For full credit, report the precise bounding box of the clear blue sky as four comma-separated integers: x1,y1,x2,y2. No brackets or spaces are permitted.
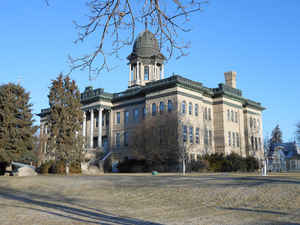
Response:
1,1,300,141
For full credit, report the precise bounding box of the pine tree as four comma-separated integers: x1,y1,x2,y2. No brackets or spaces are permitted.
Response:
0,83,37,164
47,74,83,173
270,125,283,146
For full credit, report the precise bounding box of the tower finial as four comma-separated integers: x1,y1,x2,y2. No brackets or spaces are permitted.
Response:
145,17,148,30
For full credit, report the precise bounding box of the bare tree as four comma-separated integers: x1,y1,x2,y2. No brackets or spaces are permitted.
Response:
45,0,207,78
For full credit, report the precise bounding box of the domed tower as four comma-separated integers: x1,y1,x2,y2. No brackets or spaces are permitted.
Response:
127,30,165,88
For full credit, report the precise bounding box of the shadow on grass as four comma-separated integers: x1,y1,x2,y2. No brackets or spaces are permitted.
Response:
0,187,162,225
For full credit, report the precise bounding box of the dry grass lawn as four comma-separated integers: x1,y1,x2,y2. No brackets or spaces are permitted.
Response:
0,173,300,225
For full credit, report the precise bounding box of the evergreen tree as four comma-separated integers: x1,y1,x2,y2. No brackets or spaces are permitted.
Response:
0,83,37,164
270,125,283,145
47,74,83,173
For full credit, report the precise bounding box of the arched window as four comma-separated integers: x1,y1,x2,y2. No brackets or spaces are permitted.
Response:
168,100,173,112
182,101,186,114
195,104,199,116
144,66,149,80
208,108,211,120
251,136,254,149
189,102,193,115
159,101,165,113
152,103,156,116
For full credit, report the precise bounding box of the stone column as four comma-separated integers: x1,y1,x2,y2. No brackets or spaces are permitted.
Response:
83,111,86,137
98,107,103,148
161,64,164,79
90,109,94,148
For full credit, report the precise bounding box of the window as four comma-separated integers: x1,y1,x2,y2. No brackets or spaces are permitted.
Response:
96,117,99,128
208,108,211,120
231,110,234,122
250,118,253,128
228,131,231,146
257,119,260,129
116,112,120,124
204,128,209,145
189,126,193,143
182,101,186,114
204,107,208,120
133,108,139,121
254,118,256,128
236,133,240,147
251,136,254,149
189,102,193,115
258,137,261,150
235,112,238,123
152,103,157,116
124,111,129,124
124,132,128,146
195,104,199,116
183,125,187,142
144,66,149,80
227,109,230,121
168,100,173,112
116,133,120,148
159,101,165,113
196,128,200,144
232,132,235,147
209,130,212,146
143,106,146,119
255,137,258,150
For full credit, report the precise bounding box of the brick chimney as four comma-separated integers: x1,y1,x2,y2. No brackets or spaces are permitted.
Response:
224,71,237,88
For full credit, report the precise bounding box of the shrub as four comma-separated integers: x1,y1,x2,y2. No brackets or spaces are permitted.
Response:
70,161,82,174
190,160,210,172
0,161,8,175
37,161,54,174
49,160,65,174
117,158,149,173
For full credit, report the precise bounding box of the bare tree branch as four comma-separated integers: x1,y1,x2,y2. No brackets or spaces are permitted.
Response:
47,0,208,79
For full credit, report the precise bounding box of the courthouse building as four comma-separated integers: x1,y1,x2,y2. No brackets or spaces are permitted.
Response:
38,30,265,162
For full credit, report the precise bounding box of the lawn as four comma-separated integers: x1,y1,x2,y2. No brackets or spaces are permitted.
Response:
0,173,300,225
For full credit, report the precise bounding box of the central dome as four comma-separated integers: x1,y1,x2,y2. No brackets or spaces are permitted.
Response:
132,30,160,57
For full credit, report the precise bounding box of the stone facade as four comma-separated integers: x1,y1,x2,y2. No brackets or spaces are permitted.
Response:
38,30,265,163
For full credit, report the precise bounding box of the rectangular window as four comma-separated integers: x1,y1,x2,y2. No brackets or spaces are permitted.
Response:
124,132,128,146
133,108,139,121
196,128,200,144
96,117,99,128
228,131,231,146
227,109,230,121
116,133,120,148
258,137,261,150
235,112,238,123
208,108,211,120
236,133,240,147
204,107,208,120
189,126,193,143
144,66,149,80
124,111,129,124
143,106,146,119
116,112,120,124
189,103,192,115
183,125,187,142
209,130,212,146
195,104,198,116
232,132,235,147
204,128,208,145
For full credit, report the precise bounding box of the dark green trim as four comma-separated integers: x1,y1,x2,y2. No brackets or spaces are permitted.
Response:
243,110,260,116
213,100,243,109
112,100,145,110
